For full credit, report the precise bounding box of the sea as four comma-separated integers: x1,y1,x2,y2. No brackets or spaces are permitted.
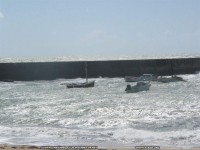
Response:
0,55,200,148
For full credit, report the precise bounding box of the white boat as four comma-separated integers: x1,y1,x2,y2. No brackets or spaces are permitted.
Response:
142,74,158,81
125,74,157,82
125,81,151,93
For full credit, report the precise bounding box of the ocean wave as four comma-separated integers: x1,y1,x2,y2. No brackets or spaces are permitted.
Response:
0,53,200,63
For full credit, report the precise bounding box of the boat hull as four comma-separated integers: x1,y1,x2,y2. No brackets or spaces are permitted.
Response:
157,76,185,83
66,80,95,88
125,74,157,82
124,76,139,82
125,82,151,93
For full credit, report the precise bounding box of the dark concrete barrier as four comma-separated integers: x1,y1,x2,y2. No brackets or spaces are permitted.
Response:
0,58,200,81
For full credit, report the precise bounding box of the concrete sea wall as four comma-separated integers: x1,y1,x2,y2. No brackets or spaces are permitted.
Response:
0,58,200,81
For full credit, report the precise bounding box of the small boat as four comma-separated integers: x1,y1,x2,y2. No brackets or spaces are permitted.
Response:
142,74,158,81
66,62,95,88
125,74,157,82
157,60,186,83
157,75,185,83
124,76,140,82
66,80,95,88
125,81,151,93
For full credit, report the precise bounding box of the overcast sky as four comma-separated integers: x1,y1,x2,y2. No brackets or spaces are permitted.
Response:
0,0,199,57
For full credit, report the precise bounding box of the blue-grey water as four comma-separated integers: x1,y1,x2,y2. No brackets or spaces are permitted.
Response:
0,56,200,148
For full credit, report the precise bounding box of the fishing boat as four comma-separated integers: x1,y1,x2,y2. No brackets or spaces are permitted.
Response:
66,62,95,88
125,81,151,93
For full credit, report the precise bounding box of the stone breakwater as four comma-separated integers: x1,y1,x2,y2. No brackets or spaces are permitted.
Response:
0,58,200,81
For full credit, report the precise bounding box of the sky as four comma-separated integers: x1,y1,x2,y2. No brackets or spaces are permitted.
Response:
0,0,200,57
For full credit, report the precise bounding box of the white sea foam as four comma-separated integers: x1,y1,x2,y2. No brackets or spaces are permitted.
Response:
0,54,200,63
0,74,200,148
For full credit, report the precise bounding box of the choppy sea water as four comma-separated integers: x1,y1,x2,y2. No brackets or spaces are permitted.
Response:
0,53,200,63
0,73,200,148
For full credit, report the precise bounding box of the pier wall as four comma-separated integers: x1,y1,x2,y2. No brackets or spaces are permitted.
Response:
0,58,200,81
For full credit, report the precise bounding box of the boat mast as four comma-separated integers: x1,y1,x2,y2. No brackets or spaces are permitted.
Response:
85,62,88,83
170,59,174,76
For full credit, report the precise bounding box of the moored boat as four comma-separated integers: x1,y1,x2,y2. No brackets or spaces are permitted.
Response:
66,80,95,88
66,62,95,88
124,76,140,82
125,74,157,82
157,60,186,83
157,75,185,83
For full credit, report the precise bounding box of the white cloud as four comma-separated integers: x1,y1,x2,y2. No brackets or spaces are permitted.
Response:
0,11,5,19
